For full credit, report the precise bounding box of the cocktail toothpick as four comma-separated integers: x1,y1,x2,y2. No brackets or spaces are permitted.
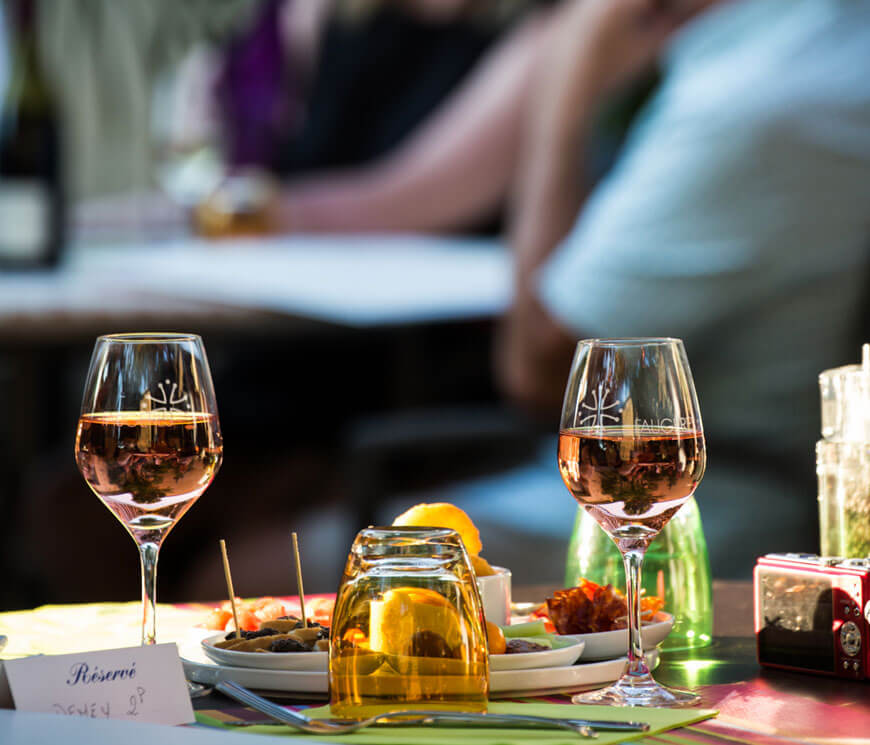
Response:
219,539,242,637
291,531,307,628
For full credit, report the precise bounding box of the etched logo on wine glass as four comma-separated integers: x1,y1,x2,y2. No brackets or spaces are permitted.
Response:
638,416,698,432
141,379,190,412
579,385,621,427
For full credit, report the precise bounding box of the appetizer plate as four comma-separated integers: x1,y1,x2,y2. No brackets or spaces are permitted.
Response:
181,639,657,698
565,612,674,662
202,634,327,671
199,634,583,673
489,637,584,672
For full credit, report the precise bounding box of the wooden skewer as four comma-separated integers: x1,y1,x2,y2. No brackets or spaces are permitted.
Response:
219,539,242,638
291,531,307,628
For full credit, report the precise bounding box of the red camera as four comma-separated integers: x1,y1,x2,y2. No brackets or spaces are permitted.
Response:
754,553,870,679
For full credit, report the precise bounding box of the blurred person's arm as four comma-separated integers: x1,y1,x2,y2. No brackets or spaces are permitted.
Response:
498,0,716,415
268,7,554,233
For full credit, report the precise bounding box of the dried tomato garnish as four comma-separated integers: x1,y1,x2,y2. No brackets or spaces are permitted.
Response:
545,580,629,634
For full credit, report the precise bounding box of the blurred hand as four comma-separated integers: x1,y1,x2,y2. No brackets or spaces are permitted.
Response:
556,0,718,100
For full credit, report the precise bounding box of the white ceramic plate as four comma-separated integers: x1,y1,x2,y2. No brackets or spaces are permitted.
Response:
491,650,658,698
489,637,584,671
200,633,583,673
181,638,656,698
564,612,673,661
201,633,328,671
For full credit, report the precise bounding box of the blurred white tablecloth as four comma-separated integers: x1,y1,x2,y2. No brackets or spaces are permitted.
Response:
0,234,511,328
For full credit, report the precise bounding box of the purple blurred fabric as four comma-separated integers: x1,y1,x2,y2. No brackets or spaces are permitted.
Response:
216,0,301,168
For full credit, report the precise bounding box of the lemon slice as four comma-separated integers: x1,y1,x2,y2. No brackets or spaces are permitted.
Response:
469,554,496,577
369,588,463,656
392,503,483,556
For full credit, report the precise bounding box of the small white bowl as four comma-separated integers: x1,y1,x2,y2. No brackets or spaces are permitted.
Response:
490,636,584,671
201,633,328,671
477,566,511,626
564,612,675,661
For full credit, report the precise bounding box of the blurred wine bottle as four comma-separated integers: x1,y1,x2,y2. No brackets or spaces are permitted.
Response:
0,0,64,268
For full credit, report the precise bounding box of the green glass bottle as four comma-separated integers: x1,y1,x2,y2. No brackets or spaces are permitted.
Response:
565,496,713,650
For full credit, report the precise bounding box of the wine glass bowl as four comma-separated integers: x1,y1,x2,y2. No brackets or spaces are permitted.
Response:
75,333,222,645
557,428,705,545
558,338,705,707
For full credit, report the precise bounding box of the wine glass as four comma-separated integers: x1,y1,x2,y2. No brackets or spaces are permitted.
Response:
558,338,706,707
75,333,223,645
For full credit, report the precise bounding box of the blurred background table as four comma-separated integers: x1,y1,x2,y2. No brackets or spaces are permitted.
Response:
0,233,511,337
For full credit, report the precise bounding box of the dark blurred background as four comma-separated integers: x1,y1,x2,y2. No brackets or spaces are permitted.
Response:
0,0,562,609
2,0,869,612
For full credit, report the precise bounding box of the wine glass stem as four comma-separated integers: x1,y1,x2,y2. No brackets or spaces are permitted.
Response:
139,542,160,646
622,548,649,676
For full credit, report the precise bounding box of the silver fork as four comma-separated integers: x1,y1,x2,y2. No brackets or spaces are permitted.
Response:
216,680,649,737
216,681,595,737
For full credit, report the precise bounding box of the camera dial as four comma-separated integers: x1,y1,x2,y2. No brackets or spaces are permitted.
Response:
839,621,862,657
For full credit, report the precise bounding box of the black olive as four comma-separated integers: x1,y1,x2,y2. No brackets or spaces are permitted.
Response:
408,631,458,658
270,637,309,653
241,627,280,639
505,639,548,654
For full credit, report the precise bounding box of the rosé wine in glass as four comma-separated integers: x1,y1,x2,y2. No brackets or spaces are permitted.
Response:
75,334,222,645
559,339,705,707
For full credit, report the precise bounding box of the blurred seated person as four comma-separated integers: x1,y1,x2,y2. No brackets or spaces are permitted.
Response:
485,0,870,577
197,0,555,236
32,0,542,210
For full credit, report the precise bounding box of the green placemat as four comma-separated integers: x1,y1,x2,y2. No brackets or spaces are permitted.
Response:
196,701,717,744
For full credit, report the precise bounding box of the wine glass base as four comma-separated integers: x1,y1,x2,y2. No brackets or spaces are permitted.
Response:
572,673,700,708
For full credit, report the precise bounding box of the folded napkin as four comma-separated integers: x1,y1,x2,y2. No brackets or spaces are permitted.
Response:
196,701,717,745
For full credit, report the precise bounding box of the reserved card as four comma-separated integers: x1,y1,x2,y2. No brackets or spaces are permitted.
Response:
3,643,194,725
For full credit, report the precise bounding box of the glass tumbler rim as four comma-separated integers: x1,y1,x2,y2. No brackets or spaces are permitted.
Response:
576,337,684,348
361,525,462,536
354,525,464,544
97,332,203,344
351,526,468,558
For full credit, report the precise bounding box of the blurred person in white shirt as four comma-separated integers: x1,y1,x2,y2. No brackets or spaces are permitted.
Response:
491,0,870,576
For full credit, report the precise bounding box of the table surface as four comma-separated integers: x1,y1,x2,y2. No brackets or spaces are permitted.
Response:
2,582,868,744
